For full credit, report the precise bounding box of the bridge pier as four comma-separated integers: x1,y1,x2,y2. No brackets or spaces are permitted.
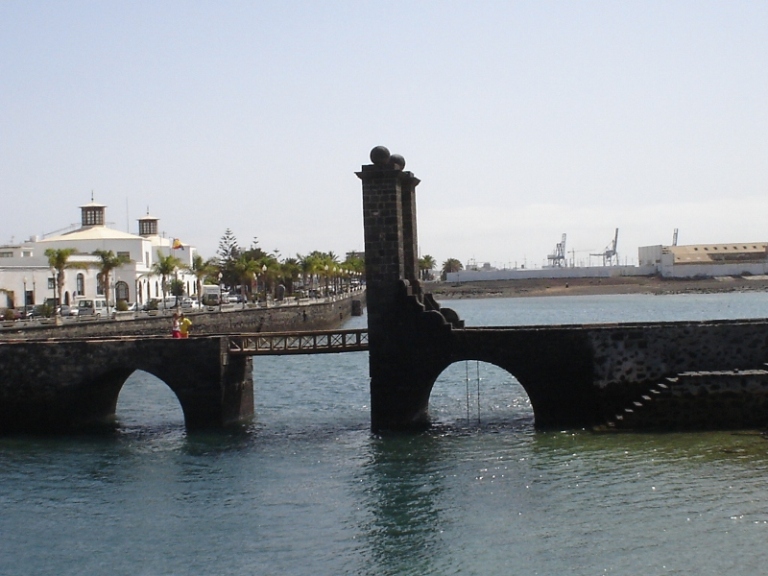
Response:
358,147,466,431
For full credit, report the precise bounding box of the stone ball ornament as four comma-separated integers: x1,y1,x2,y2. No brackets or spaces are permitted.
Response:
369,146,406,171
370,146,391,166
389,154,405,170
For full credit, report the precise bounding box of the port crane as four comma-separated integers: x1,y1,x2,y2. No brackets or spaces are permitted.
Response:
547,233,567,267
591,228,619,266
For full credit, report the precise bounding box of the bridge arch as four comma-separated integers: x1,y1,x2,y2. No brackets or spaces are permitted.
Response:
429,360,533,429
55,362,196,431
116,369,185,429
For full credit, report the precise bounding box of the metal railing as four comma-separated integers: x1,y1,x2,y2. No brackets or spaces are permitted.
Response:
228,329,368,356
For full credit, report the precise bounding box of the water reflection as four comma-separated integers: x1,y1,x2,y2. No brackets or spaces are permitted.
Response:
358,433,451,575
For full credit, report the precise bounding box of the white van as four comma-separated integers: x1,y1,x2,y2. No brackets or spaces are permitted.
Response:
77,297,108,318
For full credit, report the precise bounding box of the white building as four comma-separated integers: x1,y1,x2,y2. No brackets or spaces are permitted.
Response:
445,241,768,283
0,201,199,311
639,242,768,278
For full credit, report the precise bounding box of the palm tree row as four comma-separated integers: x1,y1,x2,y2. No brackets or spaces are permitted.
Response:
216,249,365,303
44,242,447,313
47,227,452,313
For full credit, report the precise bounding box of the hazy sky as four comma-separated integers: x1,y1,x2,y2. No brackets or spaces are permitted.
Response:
2,1,767,269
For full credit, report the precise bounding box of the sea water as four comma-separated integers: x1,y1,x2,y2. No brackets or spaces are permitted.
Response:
3,292,768,575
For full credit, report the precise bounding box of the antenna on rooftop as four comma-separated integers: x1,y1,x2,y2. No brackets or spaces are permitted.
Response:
672,228,679,246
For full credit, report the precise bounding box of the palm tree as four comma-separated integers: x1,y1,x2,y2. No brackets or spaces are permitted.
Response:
298,253,323,294
93,249,130,315
187,254,218,306
232,254,260,308
280,257,301,294
441,258,463,280
152,251,183,307
44,248,88,316
257,255,281,303
419,254,436,281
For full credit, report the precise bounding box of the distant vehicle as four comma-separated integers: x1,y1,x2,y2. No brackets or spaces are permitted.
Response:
201,285,221,307
227,293,243,303
179,297,199,310
77,297,108,318
2,309,24,321
29,306,47,318
58,304,76,317
160,296,179,309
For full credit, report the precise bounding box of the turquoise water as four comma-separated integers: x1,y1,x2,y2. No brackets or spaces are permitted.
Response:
3,292,768,575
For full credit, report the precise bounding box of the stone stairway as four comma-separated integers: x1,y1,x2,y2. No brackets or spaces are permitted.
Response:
596,378,675,431
595,366,768,431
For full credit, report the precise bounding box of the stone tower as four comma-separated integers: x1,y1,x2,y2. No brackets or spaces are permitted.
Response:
357,146,462,431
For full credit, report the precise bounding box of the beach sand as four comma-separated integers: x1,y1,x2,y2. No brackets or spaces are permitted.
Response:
426,275,768,299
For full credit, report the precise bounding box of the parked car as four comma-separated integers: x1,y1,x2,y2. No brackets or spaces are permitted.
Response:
181,298,201,310
58,304,77,317
2,308,24,321
159,296,179,309
77,297,108,318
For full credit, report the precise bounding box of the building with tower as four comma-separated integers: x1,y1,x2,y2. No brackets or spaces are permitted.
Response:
0,200,199,312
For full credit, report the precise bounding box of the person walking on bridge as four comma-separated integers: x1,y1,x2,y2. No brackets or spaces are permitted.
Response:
180,313,192,338
171,312,181,339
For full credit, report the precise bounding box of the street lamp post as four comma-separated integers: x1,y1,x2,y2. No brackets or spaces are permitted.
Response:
261,264,267,307
218,272,223,313
22,277,27,319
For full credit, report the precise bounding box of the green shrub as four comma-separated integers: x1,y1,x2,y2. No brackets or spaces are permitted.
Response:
37,303,53,318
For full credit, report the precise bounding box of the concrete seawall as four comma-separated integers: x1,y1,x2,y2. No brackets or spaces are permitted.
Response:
0,292,365,340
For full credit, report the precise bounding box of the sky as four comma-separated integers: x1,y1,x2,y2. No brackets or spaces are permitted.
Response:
2,1,767,270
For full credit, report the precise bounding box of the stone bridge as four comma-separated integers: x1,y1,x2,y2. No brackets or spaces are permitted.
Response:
0,329,368,434
0,336,254,433
358,146,768,432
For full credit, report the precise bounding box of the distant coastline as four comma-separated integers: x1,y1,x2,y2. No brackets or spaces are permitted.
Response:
427,275,768,299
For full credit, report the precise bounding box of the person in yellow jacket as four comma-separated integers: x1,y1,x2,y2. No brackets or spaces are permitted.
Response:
179,313,193,338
